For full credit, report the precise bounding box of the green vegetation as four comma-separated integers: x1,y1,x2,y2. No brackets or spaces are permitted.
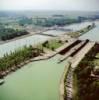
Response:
73,45,99,100
42,40,63,50
19,17,79,27
78,23,95,35
0,38,64,78
19,17,33,26
0,45,43,78
0,28,29,41
67,23,95,38
67,32,80,38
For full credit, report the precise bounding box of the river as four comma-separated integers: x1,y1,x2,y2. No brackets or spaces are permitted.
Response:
42,30,69,36
0,35,51,57
79,21,99,41
0,55,69,100
0,21,99,100
63,21,93,31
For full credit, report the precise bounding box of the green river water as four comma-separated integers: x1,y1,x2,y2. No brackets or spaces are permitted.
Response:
0,54,68,100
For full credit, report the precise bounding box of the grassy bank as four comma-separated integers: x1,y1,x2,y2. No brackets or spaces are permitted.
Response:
0,37,65,78
0,45,43,78
42,39,64,51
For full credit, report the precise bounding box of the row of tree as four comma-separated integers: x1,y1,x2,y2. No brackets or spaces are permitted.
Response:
0,28,29,41
0,45,43,72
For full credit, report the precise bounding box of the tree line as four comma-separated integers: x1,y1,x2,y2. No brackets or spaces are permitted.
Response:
19,17,80,27
0,28,29,41
0,45,43,77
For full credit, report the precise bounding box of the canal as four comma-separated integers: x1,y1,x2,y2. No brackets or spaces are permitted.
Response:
0,54,69,100
0,20,99,100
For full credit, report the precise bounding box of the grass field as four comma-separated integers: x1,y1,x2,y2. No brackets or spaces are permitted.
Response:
43,40,64,50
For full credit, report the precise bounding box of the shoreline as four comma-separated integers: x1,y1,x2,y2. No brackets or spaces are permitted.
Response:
0,38,76,79
59,59,71,100
0,51,57,79
0,20,96,45
0,37,76,79
0,32,36,45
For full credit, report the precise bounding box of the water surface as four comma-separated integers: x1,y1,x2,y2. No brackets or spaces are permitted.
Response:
0,35,51,57
79,21,99,41
0,55,68,100
63,21,93,31
43,30,68,36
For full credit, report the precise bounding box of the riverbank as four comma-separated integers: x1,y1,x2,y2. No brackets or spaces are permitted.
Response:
59,58,71,100
0,37,78,79
0,52,55,78
0,40,61,78
0,54,67,100
0,32,35,45
0,42,67,79
67,23,95,38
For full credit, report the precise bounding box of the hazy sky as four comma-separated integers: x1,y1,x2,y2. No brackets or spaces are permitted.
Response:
0,0,99,11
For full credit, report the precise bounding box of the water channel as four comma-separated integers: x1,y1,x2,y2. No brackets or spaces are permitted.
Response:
0,21,99,100
0,55,68,100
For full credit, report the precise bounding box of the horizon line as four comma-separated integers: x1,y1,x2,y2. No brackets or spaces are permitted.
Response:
0,9,99,12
